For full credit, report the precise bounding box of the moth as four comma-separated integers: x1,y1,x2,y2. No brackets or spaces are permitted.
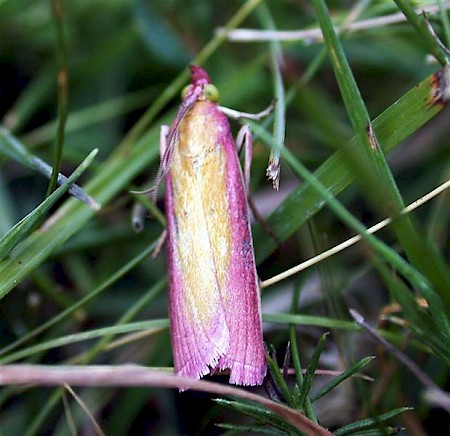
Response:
155,65,273,385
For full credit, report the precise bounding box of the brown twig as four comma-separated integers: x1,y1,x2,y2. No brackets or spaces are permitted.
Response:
0,364,333,436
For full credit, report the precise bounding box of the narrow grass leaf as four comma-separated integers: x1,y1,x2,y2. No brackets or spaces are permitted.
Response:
344,429,398,436
0,149,98,263
334,407,412,436
0,319,169,365
0,243,161,357
217,423,284,435
257,3,285,190
0,128,99,209
394,0,449,65
253,125,436,302
254,66,447,262
297,333,327,410
377,262,450,365
287,279,318,421
47,0,69,196
311,356,375,402
312,0,450,305
288,284,306,410
264,313,358,331
265,350,295,407
264,313,428,352
215,398,302,436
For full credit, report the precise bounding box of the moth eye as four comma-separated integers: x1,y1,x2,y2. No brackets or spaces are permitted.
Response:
181,85,191,99
204,84,219,102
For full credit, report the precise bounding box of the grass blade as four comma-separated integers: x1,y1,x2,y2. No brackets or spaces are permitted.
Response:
334,407,412,436
311,356,375,402
0,149,98,263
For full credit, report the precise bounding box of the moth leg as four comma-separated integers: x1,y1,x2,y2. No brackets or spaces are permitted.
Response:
152,229,167,258
131,202,147,233
236,125,252,194
129,124,171,197
151,125,170,256
235,125,280,244
159,124,170,156
219,100,275,120
130,125,170,231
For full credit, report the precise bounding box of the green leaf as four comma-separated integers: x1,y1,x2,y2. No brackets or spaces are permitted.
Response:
0,244,161,358
217,423,285,435
254,67,447,263
265,348,295,408
257,4,285,190
0,128,100,209
215,398,303,436
311,356,375,402
393,0,449,65
0,319,169,364
0,149,98,263
334,407,412,435
297,333,327,410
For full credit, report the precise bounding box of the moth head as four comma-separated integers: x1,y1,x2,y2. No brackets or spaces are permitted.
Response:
181,83,219,103
190,65,211,83
182,65,219,102
203,84,219,102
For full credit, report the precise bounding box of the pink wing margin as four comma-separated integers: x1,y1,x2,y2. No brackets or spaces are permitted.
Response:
214,108,267,385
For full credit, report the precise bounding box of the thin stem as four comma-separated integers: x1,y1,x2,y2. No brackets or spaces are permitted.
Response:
262,179,450,288
0,365,333,436
223,3,450,43
349,309,450,411
47,0,69,196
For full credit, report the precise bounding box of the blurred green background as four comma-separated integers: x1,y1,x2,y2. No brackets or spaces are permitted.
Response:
1,0,449,435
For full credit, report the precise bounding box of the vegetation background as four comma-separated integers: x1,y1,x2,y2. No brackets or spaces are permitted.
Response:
0,0,449,435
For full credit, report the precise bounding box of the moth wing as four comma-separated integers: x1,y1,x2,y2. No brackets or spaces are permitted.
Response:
166,172,230,380
216,128,266,386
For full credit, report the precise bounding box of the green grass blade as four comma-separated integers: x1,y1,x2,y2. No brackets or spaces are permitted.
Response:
254,67,448,262
288,282,316,420
257,3,285,190
0,243,161,357
394,0,449,65
312,0,450,304
265,350,295,408
0,126,161,298
0,128,99,209
297,333,327,410
311,356,375,402
217,423,284,435
215,398,302,436
46,0,69,196
334,407,412,436
0,319,169,364
264,313,358,331
0,148,98,262
252,124,439,304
